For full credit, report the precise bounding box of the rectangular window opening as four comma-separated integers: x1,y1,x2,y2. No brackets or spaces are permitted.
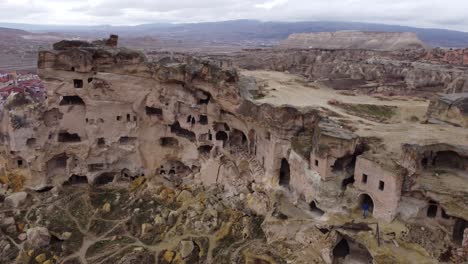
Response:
379,180,385,191
362,174,368,183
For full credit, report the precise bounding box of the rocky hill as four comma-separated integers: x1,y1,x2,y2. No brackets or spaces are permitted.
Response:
278,31,428,51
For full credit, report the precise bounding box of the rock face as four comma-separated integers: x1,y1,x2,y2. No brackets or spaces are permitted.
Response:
427,93,468,127
0,35,467,264
4,191,27,207
278,31,428,51
220,48,468,96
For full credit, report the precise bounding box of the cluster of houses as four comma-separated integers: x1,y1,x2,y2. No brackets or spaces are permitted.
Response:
0,71,45,106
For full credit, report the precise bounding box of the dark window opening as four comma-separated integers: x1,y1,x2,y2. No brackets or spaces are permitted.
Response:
208,131,213,140
309,201,325,216
279,158,290,187
116,116,122,121
85,118,89,123
191,117,196,125
87,78,93,83
315,160,319,166
187,115,192,123
379,181,385,191
170,122,196,141
63,175,88,186
71,67,75,72
126,114,131,122
133,116,137,122
145,106,163,116
93,173,114,185
198,145,213,155
160,137,178,147
362,174,368,183
265,132,271,140
58,132,81,143
59,96,85,106
427,204,438,218
199,115,208,125
73,79,83,88
119,136,137,145
97,138,106,147
17,159,24,168
333,239,350,259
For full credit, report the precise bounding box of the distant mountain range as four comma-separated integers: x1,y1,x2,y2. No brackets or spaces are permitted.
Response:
1,20,468,48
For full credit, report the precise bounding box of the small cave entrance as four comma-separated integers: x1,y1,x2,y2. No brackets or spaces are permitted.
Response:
215,131,228,146
47,154,68,178
198,145,213,155
59,96,85,106
119,136,137,145
93,173,115,185
279,158,290,188
229,129,248,150
309,201,325,216
26,138,37,148
160,137,179,147
341,175,355,189
426,201,438,218
63,174,88,186
97,138,106,147
358,193,374,214
145,106,163,117
453,218,467,245
199,115,208,125
433,151,465,170
170,121,196,142
196,90,211,105
332,237,373,264
58,132,81,143
333,239,350,260
73,79,83,88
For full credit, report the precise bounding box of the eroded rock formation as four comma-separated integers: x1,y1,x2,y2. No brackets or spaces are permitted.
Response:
0,35,467,263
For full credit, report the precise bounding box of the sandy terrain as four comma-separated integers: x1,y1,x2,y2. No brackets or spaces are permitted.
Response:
243,70,468,154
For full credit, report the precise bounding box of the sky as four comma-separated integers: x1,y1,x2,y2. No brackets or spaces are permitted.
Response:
1,0,468,31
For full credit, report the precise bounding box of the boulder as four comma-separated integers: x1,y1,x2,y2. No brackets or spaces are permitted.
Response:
5,192,27,208
179,240,195,259
26,227,50,248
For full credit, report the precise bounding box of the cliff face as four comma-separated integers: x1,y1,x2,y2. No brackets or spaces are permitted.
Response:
221,48,468,95
278,31,428,51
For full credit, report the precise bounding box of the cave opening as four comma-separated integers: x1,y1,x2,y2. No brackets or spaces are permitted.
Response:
427,201,438,218
453,218,468,245
198,145,213,155
93,173,115,185
199,115,208,125
433,151,465,170
170,121,196,142
63,175,88,186
58,132,81,143
279,158,290,188
73,79,83,88
59,96,85,106
341,175,355,189
160,137,179,147
333,239,350,259
309,201,325,216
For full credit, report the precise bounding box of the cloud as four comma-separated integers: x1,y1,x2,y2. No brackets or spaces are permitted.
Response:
0,0,467,31
255,0,288,9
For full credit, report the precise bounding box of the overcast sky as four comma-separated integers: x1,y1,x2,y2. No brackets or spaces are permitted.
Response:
1,0,467,31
